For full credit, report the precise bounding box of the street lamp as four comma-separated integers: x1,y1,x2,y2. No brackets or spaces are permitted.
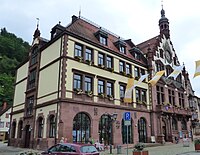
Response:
109,113,117,154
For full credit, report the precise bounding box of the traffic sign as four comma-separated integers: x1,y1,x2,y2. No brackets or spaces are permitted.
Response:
124,112,131,126
124,112,131,121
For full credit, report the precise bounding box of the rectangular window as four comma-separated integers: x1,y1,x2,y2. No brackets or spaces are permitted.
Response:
74,43,83,57
157,86,164,104
134,52,140,60
134,67,139,78
120,46,125,54
100,36,107,45
168,89,175,105
85,76,92,92
73,74,82,90
28,69,36,89
126,63,131,74
106,56,112,69
156,63,164,72
141,90,147,102
179,92,185,108
31,47,38,65
98,53,104,66
6,122,10,128
119,61,125,72
136,89,141,102
0,122,4,128
98,80,104,94
26,96,34,116
5,113,9,118
120,85,126,99
85,48,92,61
106,82,113,97
140,69,145,76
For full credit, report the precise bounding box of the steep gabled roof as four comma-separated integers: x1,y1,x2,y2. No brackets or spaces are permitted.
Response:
66,16,147,66
136,35,160,54
0,104,12,116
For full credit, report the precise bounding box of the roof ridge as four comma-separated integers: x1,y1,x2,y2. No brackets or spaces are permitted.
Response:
79,16,125,40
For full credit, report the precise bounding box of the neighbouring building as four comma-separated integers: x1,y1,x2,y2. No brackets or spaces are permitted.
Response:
191,96,200,139
9,15,151,149
0,102,11,141
137,7,196,143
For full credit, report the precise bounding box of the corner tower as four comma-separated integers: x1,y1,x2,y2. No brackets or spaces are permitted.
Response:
159,6,170,39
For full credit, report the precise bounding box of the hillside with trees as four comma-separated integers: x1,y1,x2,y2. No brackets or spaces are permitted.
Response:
0,28,30,105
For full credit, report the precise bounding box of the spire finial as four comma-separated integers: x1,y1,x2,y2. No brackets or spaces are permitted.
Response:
79,6,81,18
33,17,41,39
161,0,163,9
36,18,39,28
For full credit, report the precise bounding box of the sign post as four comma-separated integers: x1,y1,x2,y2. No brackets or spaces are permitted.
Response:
124,112,131,155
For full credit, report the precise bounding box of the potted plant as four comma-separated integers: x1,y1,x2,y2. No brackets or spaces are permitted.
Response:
75,56,83,62
85,90,93,97
74,88,83,95
133,143,148,155
194,139,200,151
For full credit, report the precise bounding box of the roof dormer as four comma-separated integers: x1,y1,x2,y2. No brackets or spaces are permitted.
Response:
114,38,126,54
94,28,108,46
50,23,65,39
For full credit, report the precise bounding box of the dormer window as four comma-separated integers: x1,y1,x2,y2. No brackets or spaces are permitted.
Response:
134,52,141,60
114,39,126,54
120,45,125,54
100,35,107,45
95,28,108,46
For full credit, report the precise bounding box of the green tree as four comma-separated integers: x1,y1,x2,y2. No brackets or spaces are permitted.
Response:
0,27,30,104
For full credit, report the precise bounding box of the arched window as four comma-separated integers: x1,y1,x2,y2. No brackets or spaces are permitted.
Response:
49,115,55,138
18,120,23,138
122,119,133,144
172,118,178,130
181,119,187,130
73,112,91,143
99,114,112,145
11,121,16,138
138,117,147,143
38,117,44,138
31,46,38,65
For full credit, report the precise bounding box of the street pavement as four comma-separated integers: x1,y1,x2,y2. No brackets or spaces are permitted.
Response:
0,141,200,155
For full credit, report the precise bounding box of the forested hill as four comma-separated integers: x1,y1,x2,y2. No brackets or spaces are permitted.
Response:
0,28,30,105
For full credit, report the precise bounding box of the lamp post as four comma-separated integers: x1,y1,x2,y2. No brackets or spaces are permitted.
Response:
109,113,117,154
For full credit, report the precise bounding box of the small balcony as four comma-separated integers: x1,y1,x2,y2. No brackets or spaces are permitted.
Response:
156,104,192,116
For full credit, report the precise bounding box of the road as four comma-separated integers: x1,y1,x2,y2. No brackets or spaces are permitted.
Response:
0,141,199,155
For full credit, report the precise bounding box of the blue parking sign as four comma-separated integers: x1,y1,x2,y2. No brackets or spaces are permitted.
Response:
124,112,131,121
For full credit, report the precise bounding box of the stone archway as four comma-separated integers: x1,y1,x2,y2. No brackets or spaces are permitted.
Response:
72,112,91,143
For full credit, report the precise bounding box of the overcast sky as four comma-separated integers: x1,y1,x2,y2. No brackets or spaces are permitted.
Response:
1,0,200,96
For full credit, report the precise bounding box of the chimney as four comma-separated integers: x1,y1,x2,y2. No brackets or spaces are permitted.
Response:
72,15,78,23
2,101,7,111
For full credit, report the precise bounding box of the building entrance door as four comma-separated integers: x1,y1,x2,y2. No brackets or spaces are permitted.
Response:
162,122,167,142
24,125,31,148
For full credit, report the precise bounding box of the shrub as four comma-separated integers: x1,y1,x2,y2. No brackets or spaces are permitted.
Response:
194,139,200,145
134,143,145,151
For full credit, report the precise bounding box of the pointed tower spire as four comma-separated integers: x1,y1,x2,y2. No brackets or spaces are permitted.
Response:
33,18,41,40
159,1,170,39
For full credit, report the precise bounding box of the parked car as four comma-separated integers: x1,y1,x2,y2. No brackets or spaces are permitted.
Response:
41,143,99,155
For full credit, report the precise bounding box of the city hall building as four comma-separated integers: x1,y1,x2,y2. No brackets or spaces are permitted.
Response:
9,8,197,149
9,15,151,149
